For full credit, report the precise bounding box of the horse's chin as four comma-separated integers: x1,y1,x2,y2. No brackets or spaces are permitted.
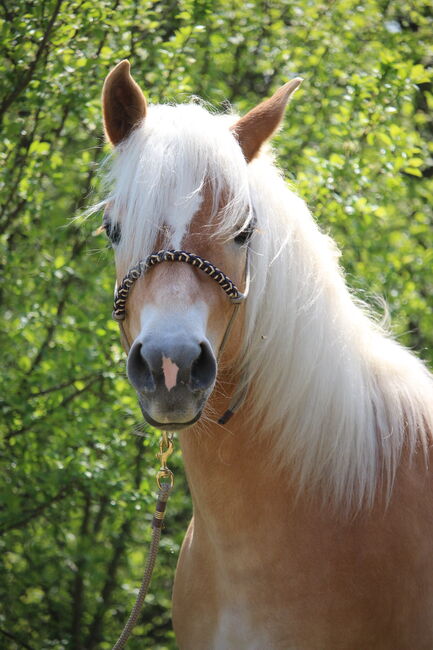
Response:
133,366,215,431
141,408,203,431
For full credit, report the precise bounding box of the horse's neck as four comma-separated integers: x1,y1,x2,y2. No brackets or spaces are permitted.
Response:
179,401,295,540
179,396,433,556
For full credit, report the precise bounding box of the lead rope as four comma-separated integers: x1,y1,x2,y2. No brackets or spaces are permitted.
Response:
112,432,174,650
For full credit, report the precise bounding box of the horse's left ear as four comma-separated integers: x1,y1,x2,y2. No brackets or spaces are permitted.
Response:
231,78,303,163
102,60,147,146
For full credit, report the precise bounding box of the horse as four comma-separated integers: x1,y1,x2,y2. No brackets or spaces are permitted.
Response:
100,60,433,649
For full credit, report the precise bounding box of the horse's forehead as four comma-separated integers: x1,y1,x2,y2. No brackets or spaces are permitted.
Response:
163,189,204,249
161,181,222,250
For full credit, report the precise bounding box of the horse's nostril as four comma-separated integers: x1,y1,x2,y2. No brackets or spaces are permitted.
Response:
127,342,156,392
191,341,217,391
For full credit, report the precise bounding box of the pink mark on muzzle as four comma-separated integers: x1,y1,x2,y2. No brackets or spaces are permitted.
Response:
162,356,179,391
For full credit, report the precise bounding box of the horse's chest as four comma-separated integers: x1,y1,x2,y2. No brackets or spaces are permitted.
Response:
172,527,300,649
173,510,433,650
175,592,296,650
210,608,287,650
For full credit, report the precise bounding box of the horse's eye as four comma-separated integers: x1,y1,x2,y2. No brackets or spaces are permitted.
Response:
234,222,255,246
104,219,121,245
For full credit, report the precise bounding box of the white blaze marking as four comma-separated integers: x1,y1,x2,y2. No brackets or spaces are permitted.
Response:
166,191,203,249
162,356,179,391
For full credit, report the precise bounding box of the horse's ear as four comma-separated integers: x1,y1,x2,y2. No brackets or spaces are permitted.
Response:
102,60,147,146
231,78,302,162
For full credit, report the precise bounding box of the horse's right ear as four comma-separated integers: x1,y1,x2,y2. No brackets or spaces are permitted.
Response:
102,60,147,146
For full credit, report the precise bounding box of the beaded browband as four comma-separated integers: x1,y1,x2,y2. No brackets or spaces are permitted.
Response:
113,249,250,322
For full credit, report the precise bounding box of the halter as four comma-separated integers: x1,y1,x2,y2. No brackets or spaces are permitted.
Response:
112,247,251,423
113,248,249,321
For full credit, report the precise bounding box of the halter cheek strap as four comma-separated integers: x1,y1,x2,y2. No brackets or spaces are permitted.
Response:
112,248,251,423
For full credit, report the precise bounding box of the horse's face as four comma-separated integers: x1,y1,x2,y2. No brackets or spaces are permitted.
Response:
116,193,249,429
102,61,301,429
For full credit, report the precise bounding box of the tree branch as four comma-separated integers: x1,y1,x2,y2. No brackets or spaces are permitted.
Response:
5,376,101,440
0,627,35,650
29,373,103,398
85,439,146,648
85,518,133,649
0,0,63,125
70,493,91,650
0,483,74,534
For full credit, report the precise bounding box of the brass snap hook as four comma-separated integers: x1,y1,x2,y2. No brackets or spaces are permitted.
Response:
156,432,174,490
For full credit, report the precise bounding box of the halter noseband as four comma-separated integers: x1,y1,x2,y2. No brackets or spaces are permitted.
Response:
112,248,250,322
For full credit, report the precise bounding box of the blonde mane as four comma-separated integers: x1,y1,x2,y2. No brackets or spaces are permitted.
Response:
101,101,433,510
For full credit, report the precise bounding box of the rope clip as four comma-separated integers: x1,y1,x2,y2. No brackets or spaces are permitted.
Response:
156,432,174,490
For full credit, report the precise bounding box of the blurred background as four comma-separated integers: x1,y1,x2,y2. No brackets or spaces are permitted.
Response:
1,0,432,648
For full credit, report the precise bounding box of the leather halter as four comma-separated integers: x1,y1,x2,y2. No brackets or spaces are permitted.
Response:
112,247,251,424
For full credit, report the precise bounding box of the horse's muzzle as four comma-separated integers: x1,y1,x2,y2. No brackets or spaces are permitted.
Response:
127,335,217,429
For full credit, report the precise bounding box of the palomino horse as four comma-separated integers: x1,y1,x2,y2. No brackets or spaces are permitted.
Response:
100,61,433,649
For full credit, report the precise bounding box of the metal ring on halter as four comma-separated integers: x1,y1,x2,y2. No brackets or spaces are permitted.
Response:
112,248,250,323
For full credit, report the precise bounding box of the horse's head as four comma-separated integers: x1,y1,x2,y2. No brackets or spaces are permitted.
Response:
101,61,301,430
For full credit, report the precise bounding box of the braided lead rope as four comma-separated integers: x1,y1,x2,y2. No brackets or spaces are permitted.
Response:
113,249,249,322
111,485,171,650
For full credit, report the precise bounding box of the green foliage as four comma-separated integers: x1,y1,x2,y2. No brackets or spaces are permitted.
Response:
1,1,432,647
